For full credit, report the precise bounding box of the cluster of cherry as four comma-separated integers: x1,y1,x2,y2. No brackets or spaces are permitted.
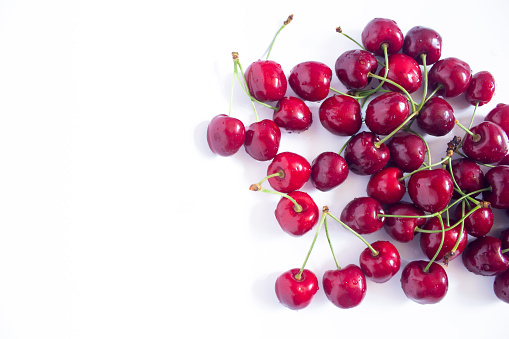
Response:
206,16,509,309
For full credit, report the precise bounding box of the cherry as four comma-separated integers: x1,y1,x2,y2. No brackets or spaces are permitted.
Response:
416,97,455,136
460,121,509,164
359,240,401,283
365,92,410,135
383,202,426,243
275,268,319,310
449,158,485,199
419,217,468,263
428,57,472,97
361,18,404,56
245,60,287,102
462,236,509,276
499,228,509,251
465,71,496,106
310,152,349,192
483,165,509,209
400,260,448,304
454,204,494,238
485,103,509,138
319,95,362,136
267,152,311,193
366,167,406,205
494,269,509,303
402,26,442,65
340,196,385,235
387,131,427,173
407,168,454,213
207,114,246,156
273,96,313,132
288,61,332,102
334,49,378,89
274,191,319,236
378,53,422,94
343,131,390,176
322,264,367,309
244,119,281,161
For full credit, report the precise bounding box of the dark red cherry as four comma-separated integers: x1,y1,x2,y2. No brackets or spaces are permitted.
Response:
361,18,404,56
207,114,246,156
494,269,509,303
244,119,281,161
334,49,378,89
274,191,319,236
245,60,287,102
483,165,509,209
288,61,332,102
419,217,468,263
310,152,349,192
319,95,362,136
365,92,409,135
267,152,311,193
455,205,494,238
359,240,401,283
428,57,472,97
485,103,509,138
449,158,485,199
378,53,422,94
387,131,427,172
384,202,426,243
366,167,406,205
465,71,495,106
344,132,390,176
340,196,385,235
400,260,448,304
322,264,367,309
273,96,312,132
402,26,442,65
462,236,509,276
462,121,509,164
499,228,509,252
275,268,319,310
416,97,455,136
407,168,454,213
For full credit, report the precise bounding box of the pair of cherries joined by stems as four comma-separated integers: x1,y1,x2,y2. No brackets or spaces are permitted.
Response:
207,15,509,308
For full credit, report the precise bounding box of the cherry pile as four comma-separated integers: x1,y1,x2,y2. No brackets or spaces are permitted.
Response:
206,15,509,309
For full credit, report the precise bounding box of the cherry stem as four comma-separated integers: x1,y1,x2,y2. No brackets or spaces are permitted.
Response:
502,249,509,254
455,150,496,168
338,135,354,155
249,183,303,213
336,27,385,68
229,53,238,117
448,201,466,259
295,206,328,280
455,120,480,142
375,111,419,148
398,155,451,182
367,72,417,112
324,216,341,270
469,102,479,129
257,171,284,185
416,53,428,112
424,214,445,273
447,156,464,196
359,43,390,97
265,14,293,60
415,204,482,234
329,87,366,99
422,84,442,106
326,211,379,256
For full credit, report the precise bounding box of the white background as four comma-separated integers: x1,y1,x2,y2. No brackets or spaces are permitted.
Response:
0,0,508,338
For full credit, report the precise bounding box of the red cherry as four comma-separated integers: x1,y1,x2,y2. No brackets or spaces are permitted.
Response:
485,103,509,137
366,167,406,205
449,158,485,199
319,95,362,136
465,71,495,106
334,49,378,89
310,152,349,192
416,97,455,136
359,241,401,283
344,131,390,176
340,197,385,235
407,168,454,213
454,205,494,238
384,202,426,243
322,264,367,309
207,114,246,156
267,152,311,193
402,26,442,65
275,268,319,310
462,121,509,164
483,165,509,209
378,53,422,94
428,57,472,97
244,119,281,161
361,18,404,56
419,217,468,262
387,131,427,172
365,92,410,135
462,236,509,276
245,60,287,102
288,61,332,102
400,260,448,304
273,96,313,133
274,191,319,236
494,269,509,303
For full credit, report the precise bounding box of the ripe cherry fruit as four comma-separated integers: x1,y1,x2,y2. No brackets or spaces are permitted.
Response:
275,268,319,310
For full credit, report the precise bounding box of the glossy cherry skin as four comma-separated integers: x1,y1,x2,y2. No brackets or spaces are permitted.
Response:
344,132,390,176
449,158,485,199
378,53,422,94
400,260,448,304
485,103,509,137
288,61,332,102
387,131,427,173
402,26,442,65
319,95,362,136
244,119,281,161
275,268,319,310
310,152,349,191
494,269,509,303
207,114,246,156
274,191,319,236
407,168,454,213
384,202,426,243
462,236,509,276
420,217,468,263
483,165,509,209
340,197,385,235
273,96,312,133
245,60,287,102
323,264,367,309
267,152,311,193
366,167,406,205
359,241,401,283
465,71,495,106
428,57,472,97
416,97,455,136
335,49,378,89
365,92,409,135
462,121,509,164
455,205,494,238
361,18,404,56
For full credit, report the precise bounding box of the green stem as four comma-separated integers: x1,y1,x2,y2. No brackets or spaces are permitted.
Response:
408,128,432,167
335,27,387,66
468,102,479,129
257,171,284,185
375,111,419,148
338,135,354,155
416,53,428,112
229,56,237,117
424,214,445,273
502,249,509,254
266,14,293,60
367,72,417,112
326,211,379,256
295,208,327,280
329,87,365,99
249,184,302,212
324,216,341,270
421,84,442,106
455,119,480,141
398,155,451,181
